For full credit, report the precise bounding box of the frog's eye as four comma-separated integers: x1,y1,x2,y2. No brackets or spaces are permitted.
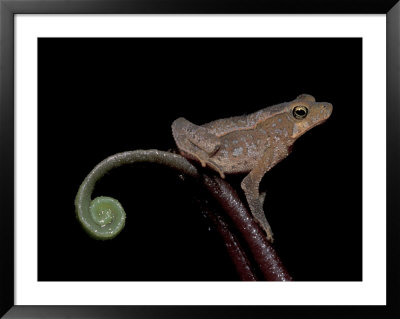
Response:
293,105,308,119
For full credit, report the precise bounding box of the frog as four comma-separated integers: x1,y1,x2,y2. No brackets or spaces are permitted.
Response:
171,94,333,242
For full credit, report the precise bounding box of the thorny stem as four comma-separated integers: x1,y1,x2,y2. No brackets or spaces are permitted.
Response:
75,149,291,280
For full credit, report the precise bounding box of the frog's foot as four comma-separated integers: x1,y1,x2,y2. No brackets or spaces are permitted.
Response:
264,225,274,243
190,153,225,178
255,217,274,243
246,207,275,242
206,160,225,179
195,155,207,168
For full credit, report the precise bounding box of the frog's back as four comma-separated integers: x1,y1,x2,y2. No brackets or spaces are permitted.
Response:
202,102,287,137
211,128,269,174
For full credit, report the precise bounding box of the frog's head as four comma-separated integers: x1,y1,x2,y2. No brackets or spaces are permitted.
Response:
286,94,333,139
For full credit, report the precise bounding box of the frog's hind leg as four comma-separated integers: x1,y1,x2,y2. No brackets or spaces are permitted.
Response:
172,117,225,177
172,117,221,155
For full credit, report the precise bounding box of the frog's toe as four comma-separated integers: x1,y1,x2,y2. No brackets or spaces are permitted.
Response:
207,161,225,179
193,154,207,167
259,220,274,243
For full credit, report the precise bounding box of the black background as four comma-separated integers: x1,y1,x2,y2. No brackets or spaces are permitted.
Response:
38,38,362,281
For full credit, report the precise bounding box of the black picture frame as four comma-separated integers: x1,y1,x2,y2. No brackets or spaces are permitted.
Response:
1,0,399,318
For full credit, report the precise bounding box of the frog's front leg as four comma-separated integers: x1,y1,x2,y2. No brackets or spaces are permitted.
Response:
240,147,289,242
172,117,225,178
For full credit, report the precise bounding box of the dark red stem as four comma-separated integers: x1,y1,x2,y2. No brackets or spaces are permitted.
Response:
202,174,292,281
196,198,258,281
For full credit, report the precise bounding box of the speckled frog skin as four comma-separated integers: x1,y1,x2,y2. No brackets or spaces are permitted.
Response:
172,94,333,242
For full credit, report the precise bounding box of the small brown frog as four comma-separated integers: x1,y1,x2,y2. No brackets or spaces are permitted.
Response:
172,94,333,242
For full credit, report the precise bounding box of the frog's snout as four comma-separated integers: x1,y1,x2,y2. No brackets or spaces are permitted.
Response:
321,102,333,119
